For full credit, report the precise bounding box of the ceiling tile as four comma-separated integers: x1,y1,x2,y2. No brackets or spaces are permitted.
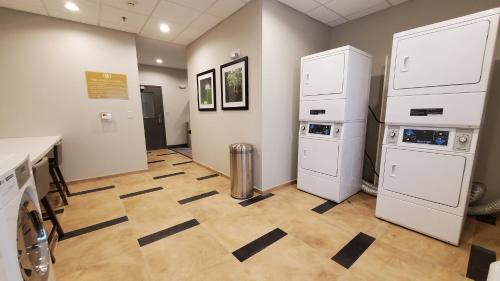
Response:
44,0,99,25
328,17,347,27
387,0,408,5
314,0,330,4
100,5,148,33
176,26,205,41
307,5,341,25
276,0,320,13
101,0,158,15
206,0,245,18
140,17,185,42
172,36,191,45
152,0,201,25
167,0,217,12
325,0,387,17
0,0,47,15
189,13,222,31
343,1,389,19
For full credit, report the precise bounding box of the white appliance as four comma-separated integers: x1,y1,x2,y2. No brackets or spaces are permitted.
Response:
376,8,500,245
298,46,372,202
0,154,55,281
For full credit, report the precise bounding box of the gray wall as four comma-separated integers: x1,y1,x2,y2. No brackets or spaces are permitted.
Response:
138,65,189,146
187,0,263,187
0,8,147,181
261,0,331,189
330,0,500,202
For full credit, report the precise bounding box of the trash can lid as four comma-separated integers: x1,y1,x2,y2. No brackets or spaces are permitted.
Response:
230,143,253,153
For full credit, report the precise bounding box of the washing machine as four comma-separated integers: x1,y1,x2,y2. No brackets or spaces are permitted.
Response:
0,154,55,281
376,8,500,245
297,46,372,202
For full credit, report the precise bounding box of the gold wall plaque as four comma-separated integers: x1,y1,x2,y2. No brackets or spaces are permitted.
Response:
86,71,128,99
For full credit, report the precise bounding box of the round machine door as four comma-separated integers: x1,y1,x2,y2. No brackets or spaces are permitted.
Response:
17,197,50,281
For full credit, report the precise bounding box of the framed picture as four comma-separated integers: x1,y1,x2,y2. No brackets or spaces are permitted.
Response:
197,69,216,111
221,57,248,110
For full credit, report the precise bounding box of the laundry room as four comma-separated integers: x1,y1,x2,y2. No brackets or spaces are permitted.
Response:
0,0,499,280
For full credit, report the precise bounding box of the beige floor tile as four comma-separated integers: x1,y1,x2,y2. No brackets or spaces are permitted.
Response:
244,235,346,281
61,188,125,231
184,193,255,223
113,173,159,195
67,177,114,193
141,226,228,281
343,240,469,281
472,219,500,253
186,254,255,281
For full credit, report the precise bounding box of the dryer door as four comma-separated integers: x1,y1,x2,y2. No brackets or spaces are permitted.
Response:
17,193,50,281
382,148,466,207
302,53,345,97
299,138,339,177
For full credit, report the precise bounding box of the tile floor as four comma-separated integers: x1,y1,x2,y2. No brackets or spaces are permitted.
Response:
44,149,499,281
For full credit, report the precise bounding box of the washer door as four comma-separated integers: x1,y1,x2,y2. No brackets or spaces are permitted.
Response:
17,197,50,281
299,137,339,177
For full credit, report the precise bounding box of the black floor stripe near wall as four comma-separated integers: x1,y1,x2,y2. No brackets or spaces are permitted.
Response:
178,190,219,204
138,219,200,247
59,216,128,241
475,215,497,226
332,232,375,269
153,172,185,180
69,185,115,197
232,228,287,262
157,152,176,156
239,193,274,207
466,244,497,281
312,201,338,214
42,208,64,221
196,174,219,181
148,160,165,164
119,187,164,199
172,161,193,166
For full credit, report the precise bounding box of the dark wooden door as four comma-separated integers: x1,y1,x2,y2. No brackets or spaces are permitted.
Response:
140,85,166,150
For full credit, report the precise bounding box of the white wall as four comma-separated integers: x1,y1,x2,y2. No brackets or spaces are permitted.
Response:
187,0,263,187
138,65,189,146
0,8,147,181
261,0,331,189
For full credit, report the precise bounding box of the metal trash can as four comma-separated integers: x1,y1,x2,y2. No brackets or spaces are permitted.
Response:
230,143,253,199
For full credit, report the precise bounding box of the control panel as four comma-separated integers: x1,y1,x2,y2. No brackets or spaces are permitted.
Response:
308,124,331,135
300,122,341,139
402,129,449,146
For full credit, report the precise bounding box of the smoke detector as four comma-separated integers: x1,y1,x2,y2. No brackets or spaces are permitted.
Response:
127,1,137,6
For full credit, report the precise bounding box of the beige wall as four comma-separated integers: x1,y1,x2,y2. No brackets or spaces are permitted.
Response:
0,8,147,181
330,0,500,202
186,0,263,187
261,0,331,189
138,65,189,146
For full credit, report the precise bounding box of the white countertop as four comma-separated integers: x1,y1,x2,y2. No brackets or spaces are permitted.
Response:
0,136,62,164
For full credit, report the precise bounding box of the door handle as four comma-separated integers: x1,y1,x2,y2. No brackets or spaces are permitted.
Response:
305,73,310,84
303,149,307,158
157,116,162,125
390,164,397,177
401,56,409,72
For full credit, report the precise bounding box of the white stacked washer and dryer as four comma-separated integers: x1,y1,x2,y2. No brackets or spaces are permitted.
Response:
298,46,372,203
376,8,500,245
0,154,56,281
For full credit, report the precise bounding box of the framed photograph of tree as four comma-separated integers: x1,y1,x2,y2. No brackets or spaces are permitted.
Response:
197,69,216,111
220,57,248,110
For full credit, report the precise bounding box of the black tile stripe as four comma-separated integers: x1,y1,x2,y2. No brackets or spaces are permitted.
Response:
119,187,164,199
59,216,128,240
466,244,497,281
312,201,338,214
138,219,200,247
69,185,115,197
153,172,185,180
475,215,497,226
332,232,375,269
172,161,193,166
157,152,176,156
148,160,165,164
239,193,274,207
42,208,64,221
178,190,219,204
196,174,219,181
232,228,287,262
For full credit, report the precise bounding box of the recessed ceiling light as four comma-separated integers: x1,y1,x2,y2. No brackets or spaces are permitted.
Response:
64,1,80,12
156,58,163,64
159,24,170,33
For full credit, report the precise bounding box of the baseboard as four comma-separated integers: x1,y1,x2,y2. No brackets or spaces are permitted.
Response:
167,144,189,148
258,180,297,194
67,168,149,185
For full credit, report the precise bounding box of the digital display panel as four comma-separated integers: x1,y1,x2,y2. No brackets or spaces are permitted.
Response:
402,129,449,146
308,124,331,136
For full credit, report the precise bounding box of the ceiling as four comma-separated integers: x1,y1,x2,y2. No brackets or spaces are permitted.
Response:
276,0,408,27
135,36,186,69
0,0,250,46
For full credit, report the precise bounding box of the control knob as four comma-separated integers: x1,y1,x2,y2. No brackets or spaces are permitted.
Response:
458,136,468,144
334,128,340,134
389,130,397,137
301,125,306,132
